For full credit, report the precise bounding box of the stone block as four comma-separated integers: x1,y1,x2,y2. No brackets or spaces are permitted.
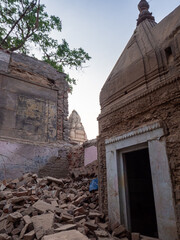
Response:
112,225,127,237
32,213,54,233
0,233,11,240
132,232,140,240
23,230,35,240
32,200,55,213
42,230,89,240
8,212,22,222
54,224,76,232
84,222,98,231
94,230,109,237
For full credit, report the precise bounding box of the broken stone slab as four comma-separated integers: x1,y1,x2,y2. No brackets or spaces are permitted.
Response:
73,195,87,206
97,238,114,240
54,224,77,232
32,213,54,233
85,222,98,231
19,224,29,239
11,178,20,185
7,212,23,222
42,230,90,240
23,215,32,225
76,218,86,228
116,238,128,240
97,222,108,230
20,216,33,239
112,225,127,237
140,236,159,240
132,232,140,240
0,191,13,200
3,203,12,214
0,200,6,209
74,206,87,215
35,227,45,240
89,203,96,209
74,214,87,222
12,235,20,240
23,230,35,240
21,206,34,216
0,183,6,191
77,226,86,235
94,230,109,237
51,200,59,208
0,233,11,240
16,177,34,188
11,227,21,235
89,211,102,218
67,193,75,202
60,213,74,222
59,203,68,209
98,237,114,240
10,196,29,204
32,199,55,213
46,177,64,186
4,222,13,235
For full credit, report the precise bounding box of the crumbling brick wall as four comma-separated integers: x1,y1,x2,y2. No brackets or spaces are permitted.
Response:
38,144,72,178
0,49,70,180
68,139,98,178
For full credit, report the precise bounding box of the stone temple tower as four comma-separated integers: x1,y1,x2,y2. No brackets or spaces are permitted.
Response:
69,110,87,144
98,1,180,239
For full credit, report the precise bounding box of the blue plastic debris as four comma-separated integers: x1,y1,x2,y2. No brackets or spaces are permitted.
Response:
89,178,98,192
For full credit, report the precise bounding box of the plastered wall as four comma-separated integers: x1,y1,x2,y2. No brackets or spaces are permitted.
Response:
0,75,57,143
0,50,69,179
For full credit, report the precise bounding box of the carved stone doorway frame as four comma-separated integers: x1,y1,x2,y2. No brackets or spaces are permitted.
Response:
105,122,178,240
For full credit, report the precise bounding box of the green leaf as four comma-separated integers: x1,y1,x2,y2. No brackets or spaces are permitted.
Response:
0,0,91,89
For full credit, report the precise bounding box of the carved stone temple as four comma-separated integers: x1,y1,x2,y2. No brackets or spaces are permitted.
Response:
98,1,180,239
69,110,87,144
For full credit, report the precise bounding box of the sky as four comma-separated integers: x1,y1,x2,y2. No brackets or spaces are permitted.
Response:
41,0,179,139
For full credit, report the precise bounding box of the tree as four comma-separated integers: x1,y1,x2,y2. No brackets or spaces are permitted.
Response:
0,0,91,88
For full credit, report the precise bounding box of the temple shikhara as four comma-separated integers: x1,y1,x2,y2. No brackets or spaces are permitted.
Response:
98,1,180,239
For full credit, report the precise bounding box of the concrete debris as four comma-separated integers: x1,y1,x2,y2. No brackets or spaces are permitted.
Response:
0,173,157,240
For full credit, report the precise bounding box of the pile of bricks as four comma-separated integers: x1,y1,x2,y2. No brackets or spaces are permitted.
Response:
0,173,158,240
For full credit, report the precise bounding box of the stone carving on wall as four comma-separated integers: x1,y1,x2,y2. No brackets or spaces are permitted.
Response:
69,110,87,144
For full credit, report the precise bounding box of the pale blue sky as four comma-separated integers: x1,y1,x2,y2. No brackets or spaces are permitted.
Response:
41,0,179,139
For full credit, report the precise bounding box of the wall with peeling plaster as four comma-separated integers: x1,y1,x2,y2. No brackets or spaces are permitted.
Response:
0,49,69,179
0,140,60,180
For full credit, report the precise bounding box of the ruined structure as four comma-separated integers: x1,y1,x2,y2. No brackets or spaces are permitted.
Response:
0,49,70,179
68,139,98,178
69,110,87,144
98,1,180,239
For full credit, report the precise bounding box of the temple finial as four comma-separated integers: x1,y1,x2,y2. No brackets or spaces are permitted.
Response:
137,0,155,26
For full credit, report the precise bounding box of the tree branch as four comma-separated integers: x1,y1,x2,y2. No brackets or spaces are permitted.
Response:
9,25,37,51
0,0,37,46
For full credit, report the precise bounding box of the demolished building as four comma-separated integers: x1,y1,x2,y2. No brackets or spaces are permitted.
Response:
0,49,70,180
98,1,180,240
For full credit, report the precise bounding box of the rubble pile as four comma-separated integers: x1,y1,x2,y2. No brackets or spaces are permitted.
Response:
69,160,98,180
0,173,157,240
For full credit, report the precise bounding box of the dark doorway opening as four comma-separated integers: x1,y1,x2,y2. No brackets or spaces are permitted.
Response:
124,148,158,238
